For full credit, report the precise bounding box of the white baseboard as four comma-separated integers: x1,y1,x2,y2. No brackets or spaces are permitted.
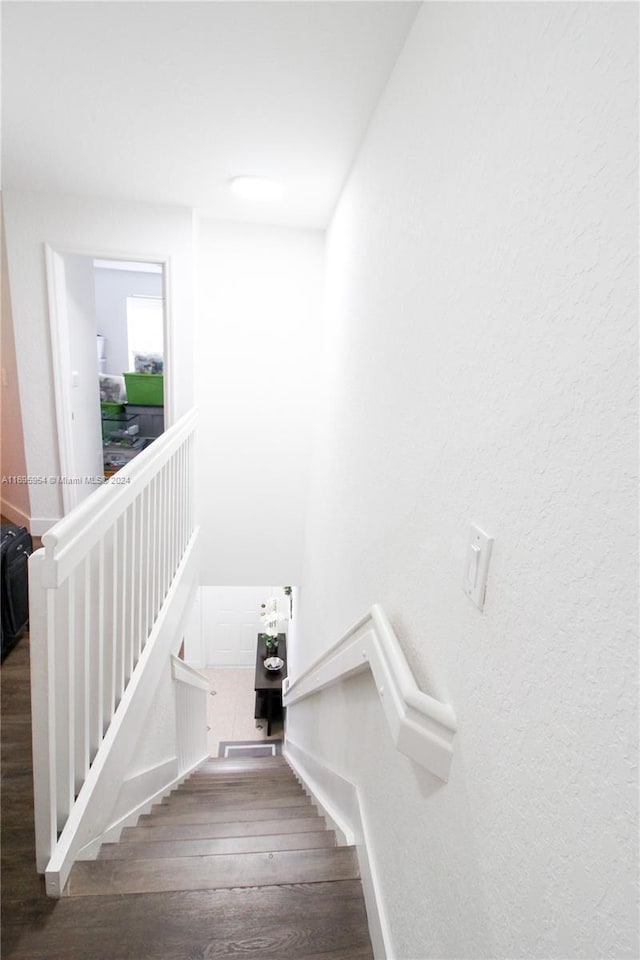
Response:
77,754,207,859
284,737,392,960
285,738,355,845
1,497,31,529
0,499,58,537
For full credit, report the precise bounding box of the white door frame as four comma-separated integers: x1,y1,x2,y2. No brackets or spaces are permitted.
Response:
44,243,173,514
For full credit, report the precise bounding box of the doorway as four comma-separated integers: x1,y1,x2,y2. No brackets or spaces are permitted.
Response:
46,249,168,513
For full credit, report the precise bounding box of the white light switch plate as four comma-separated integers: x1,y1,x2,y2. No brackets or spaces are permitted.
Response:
463,523,494,611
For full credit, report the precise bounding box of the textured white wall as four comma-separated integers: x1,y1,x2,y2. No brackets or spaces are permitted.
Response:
0,201,30,525
2,190,196,532
196,220,324,585
289,4,638,959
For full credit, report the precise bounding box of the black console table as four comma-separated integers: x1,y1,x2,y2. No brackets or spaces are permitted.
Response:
254,633,287,736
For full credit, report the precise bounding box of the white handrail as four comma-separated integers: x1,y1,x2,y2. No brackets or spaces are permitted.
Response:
171,655,209,692
41,408,197,588
283,604,457,782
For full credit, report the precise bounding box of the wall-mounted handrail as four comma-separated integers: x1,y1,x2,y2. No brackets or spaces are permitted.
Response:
283,604,457,781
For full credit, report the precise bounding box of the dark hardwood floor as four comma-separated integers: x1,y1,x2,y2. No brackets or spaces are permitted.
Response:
1,636,374,960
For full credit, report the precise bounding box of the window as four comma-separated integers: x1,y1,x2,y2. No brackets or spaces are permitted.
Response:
126,296,164,371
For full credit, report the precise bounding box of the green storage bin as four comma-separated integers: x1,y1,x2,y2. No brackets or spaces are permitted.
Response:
100,401,125,415
123,373,164,406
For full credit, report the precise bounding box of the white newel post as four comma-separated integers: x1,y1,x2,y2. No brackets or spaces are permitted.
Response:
29,549,57,873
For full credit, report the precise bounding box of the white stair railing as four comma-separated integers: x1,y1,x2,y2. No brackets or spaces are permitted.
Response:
29,408,199,892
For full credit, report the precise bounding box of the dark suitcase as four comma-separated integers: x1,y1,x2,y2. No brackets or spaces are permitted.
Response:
1,524,33,661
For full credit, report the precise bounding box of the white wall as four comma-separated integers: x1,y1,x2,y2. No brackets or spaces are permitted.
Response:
2,190,196,533
0,199,30,526
289,5,638,959
94,266,164,376
196,220,324,585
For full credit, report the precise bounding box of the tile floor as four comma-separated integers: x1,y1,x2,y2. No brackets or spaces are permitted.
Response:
199,667,284,758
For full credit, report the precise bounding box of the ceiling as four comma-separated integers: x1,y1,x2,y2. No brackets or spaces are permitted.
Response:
1,1,419,229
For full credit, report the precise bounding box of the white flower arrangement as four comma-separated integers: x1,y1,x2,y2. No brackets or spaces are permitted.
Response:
260,596,286,646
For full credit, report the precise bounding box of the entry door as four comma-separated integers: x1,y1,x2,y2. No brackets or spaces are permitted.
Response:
202,586,285,667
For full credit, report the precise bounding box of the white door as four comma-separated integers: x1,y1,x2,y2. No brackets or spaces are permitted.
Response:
202,585,287,667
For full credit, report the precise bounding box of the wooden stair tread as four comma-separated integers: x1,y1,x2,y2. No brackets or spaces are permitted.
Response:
196,757,288,774
181,777,298,789
5,881,373,959
98,830,336,860
189,765,293,778
139,803,317,826
64,846,360,897
172,780,302,794
163,781,306,797
150,794,311,815
120,815,325,843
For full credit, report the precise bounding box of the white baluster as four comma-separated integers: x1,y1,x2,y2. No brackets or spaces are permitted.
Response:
81,558,91,774
170,450,177,576
127,503,135,682
188,437,193,536
118,512,128,700
97,540,105,746
135,495,143,661
181,441,186,548
67,574,76,799
53,580,71,827
177,442,183,557
154,471,161,617
161,463,169,601
140,485,149,652
109,522,118,720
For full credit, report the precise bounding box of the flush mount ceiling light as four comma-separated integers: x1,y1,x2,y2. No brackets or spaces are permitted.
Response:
230,176,286,202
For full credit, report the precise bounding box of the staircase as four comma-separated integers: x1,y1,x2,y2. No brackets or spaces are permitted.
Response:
62,754,373,958
1,638,374,960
